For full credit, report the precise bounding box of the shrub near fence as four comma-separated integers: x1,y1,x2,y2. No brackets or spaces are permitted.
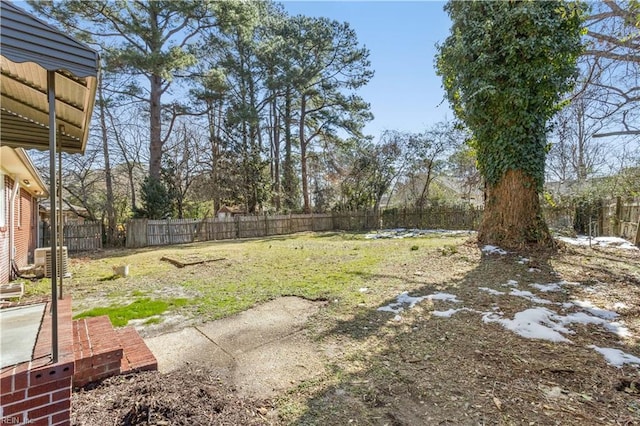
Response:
125,207,482,249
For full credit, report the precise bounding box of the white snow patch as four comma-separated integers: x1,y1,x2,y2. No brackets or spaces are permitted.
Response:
560,312,629,338
482,306,631,342
557,235,639,250
432,308,463,317
482,308,572,343
432,307,478,317
482,245,508,255
479,287,505,296
509,289,553,305
573,300,619,320
529,280,577,292
429,292,460,302
359,287,369,293
502,280,519,287
529,282,563,292
518,257,530,264
377,291,460,314
613,302,628,310
588,345,640,368
528,268,541,273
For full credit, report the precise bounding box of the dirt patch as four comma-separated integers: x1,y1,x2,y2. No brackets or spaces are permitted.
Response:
72,367,271,425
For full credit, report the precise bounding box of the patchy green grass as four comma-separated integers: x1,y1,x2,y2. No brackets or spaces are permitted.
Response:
21,278,52,298
73,298,189,327
66,231,473,321
143,316,163,325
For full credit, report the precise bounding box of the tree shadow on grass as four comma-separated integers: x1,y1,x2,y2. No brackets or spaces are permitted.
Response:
289,248,640,425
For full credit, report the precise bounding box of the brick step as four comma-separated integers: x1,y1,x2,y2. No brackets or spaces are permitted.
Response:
115,326,157,374
72,316,123,387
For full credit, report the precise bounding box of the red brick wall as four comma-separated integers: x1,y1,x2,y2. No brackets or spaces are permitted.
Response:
0,177,39,284
13,186,38,267
1,367,73,426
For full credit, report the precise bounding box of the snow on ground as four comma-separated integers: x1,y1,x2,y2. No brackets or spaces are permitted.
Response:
508,289,553,305
377,291,460,314
557,235,639,250
479,287,505,296
432,308,474,318
377,274,637,368
482,245,508,255
573,300,620,320
482,308,572,343
364,229,475,239
529,282,563,292
529,280,577,292
588,346,640,368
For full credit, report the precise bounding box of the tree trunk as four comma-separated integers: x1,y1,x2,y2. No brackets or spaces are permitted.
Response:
270,89,281,211
149,74,163,180
299,95,311,213
128,165,137,212
98,83,117,246
282,87,296,211
479,169,552,249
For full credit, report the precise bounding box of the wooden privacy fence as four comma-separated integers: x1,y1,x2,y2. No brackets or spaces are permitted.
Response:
125,207,482,249
381,206,483,230
126,214,336,248
41,222,102,252
544,197,640,245
602,197,640,245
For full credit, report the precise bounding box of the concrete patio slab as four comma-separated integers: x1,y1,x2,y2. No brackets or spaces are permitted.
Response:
0,303,46,368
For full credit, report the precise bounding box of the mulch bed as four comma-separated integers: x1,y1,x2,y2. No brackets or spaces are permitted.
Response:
72,367,270,425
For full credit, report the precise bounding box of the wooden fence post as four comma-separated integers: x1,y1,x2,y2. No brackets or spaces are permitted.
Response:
614,196,622,236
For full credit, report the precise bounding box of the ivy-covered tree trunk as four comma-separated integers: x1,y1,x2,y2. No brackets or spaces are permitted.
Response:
436,0,584,249
480,170,551,246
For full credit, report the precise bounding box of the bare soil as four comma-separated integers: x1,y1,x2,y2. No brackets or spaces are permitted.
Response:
68,237,639,425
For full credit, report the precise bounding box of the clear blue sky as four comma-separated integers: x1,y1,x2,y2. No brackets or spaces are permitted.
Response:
281,1,454,139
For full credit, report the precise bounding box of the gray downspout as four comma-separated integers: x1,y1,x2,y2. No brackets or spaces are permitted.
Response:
9,179,19,276
48,70,58,363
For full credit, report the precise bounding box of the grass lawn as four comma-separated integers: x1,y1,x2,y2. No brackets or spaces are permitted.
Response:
66,231,471,326
35,231,640,424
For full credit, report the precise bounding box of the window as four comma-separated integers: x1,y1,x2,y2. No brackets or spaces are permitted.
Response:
0,173,5,228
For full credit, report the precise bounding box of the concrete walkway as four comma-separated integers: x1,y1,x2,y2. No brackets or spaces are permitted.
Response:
144,297,326,398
